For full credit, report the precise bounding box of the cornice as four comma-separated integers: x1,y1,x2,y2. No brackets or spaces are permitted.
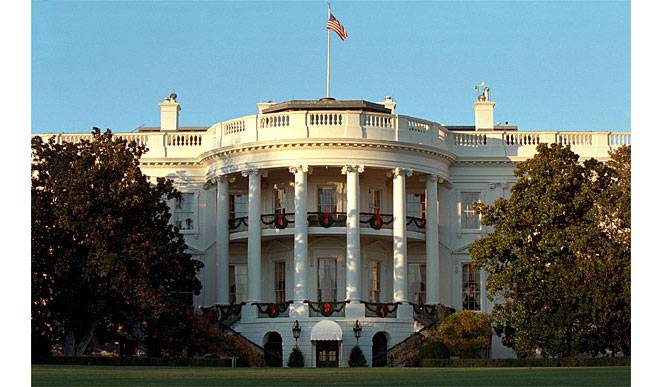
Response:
198,139,457,165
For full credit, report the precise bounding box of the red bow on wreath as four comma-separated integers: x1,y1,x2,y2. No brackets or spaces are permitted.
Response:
324,208,330,224
276,212,284,227
380,304,387,318
323,302,332,316
268,303,277,317
375,210,382,227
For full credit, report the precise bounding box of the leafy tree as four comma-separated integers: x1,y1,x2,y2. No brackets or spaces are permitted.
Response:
436,311,491,358
416,339,450,365
470,143,630,357
348,345,367,367
287,346,305,368
31,128,203,356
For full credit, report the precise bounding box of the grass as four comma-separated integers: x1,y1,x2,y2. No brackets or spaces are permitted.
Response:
31,365,630,386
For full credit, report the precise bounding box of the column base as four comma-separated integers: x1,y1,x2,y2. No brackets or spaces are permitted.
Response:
396,303,413,321
344,300,365,319
289,301,308,319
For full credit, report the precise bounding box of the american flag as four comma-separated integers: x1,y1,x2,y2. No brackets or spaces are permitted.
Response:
327,13,348,41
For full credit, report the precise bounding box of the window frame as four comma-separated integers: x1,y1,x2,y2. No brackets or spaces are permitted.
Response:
457,191,482,232
171,190,199,234
317,257,338,302
461,262,482,311
317,185,338,214
406,191,426,219
229,263,248,304
407,262,427,304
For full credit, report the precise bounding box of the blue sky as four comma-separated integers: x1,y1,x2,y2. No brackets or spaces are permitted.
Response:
31,0,630,133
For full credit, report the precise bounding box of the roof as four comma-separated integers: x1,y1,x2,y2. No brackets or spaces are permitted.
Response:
262,98,392,114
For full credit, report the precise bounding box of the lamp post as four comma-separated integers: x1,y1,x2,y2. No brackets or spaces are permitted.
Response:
353,320,362,343
292,320,301,346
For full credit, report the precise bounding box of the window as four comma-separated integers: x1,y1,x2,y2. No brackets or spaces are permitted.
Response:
173,193,195,231
318,186,337,213
462,263,481,311
274,261,286,303
317,258,337,301
273,188,287,213
461,193,480,229
407,193,426,218
369,261,381,302
368,189,382,213
229,264,248,304
407,263,426,304
230,193,248,219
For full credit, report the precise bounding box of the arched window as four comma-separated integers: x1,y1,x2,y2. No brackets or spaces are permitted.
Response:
372,332,389,367
263,332,283,367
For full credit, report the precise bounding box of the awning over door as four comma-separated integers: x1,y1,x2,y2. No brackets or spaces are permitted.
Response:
310,320,343,341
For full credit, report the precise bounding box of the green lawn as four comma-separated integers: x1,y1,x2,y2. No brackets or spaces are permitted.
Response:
32,365,630,386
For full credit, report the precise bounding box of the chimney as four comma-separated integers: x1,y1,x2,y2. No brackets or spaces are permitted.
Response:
382,96,396,113
159,92,180,131
473,86,495,130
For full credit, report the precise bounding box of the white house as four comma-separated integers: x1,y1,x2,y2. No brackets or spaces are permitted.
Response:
35,90,630,367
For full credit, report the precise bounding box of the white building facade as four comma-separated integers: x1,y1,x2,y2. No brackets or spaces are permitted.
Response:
36,92,631,367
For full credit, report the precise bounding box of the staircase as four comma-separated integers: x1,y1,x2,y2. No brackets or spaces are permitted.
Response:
386,304,455,367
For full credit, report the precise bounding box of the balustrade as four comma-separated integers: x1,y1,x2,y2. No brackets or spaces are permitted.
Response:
504,132,540,146
307,211,347,228
224,119,246,135
166,133,203,146
363,301,399,318
363,113,393,128
260,212,295,230
305,300,348,317
254,301,292,318
259,114,290,128
406,216,426,232
454,132,487,146
609,133,631,146
556,132,592,146
308,112,343,126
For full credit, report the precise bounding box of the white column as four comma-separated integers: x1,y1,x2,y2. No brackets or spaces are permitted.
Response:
392,168,411,303
425,175,440,304
216,177,230,304
342,165,364,302
289,166,309,303
243,168,262,302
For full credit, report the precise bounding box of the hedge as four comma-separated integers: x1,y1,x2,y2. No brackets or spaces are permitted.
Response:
419,357,630,368
32,356,236,367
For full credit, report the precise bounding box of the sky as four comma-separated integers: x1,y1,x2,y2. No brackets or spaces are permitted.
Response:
31,0,630,134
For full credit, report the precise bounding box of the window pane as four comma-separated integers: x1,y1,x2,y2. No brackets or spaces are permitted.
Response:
230,264,248,303
275,261,286,303
370,261,380,302
462,263,481,311
273,189,286,213
407,263,426,304
231,194,248,218
173,193,195,230
369,189,382,213
318,187,337,213
406,193,425,218
461,193,480,229
317,258,337,301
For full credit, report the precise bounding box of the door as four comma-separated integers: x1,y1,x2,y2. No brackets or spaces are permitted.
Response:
372,332,388,367
316,341,339,367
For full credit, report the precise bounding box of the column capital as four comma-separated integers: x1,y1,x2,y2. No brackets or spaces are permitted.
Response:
288,165,312,175
389,168,412,178
341,165,365,175
206,175,235,187
241,168,259,177
426,174,444,184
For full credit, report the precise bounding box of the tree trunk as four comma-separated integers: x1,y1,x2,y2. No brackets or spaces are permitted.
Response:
63,321,98,356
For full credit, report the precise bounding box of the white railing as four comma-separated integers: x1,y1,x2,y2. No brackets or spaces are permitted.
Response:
166,133,203,147
504,132,540,146
363,113,393,128
454,132,487,146
608,133,631,146
309,112,343,126
556,132,592,146
115,133,149,147
260,114,290,128
224,119,245,135
407,118,429,133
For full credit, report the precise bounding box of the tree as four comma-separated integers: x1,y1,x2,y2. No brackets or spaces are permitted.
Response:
470,143,630,357
287,347,305,368
436,311,491,358
32,129,203,356
348,345,367,367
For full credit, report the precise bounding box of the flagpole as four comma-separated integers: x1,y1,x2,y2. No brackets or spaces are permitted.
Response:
326,1,331,98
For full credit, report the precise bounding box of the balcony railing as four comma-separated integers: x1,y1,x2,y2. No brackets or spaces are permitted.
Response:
253,301,292,318
305,300,348,317
406,216,426,232
229,216,248,233
202,303,244,328
307,211,347,228
362,301,400,318
359,212,394,230
411,303,455,327
261,211,295,230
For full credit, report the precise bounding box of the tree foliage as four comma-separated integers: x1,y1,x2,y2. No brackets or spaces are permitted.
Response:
287,346,305,368
348,345,367,367
470,143,630,357
31,129,203,356
436,311,491,358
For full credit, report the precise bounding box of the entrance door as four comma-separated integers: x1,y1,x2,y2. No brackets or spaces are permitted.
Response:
316,341,339,367
372,332,388,367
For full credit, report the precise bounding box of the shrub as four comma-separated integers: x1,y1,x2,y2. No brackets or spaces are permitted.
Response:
416,339,450,365
287,347,305,368
437,311,492,359
348,346,367,367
